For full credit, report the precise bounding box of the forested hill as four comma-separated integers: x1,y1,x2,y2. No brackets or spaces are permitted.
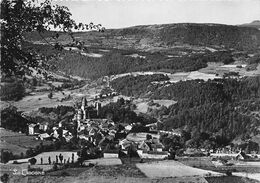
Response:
25,23,260,51
112,23,260,50
111,75,260,145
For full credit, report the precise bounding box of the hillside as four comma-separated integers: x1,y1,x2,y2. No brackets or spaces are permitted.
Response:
111,75,260,146
240,20,260,29
25,23,260,51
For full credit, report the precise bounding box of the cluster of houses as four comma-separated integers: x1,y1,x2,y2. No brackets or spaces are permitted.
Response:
119,133,169,159
27,97,174,159
27,97,103,142
28,121,73,142
74,97,170,159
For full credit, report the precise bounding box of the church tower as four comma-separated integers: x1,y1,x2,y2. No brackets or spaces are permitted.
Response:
81,97,87,120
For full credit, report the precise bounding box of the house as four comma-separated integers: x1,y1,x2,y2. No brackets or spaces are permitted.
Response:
53,130,59,139
138,151,168,159
39,122,48,132
64,135,73,142
236,151,250,160
108,130,117,136
145,123,157,131
125,125,132,131
103,152,119,158
78,134,89,141
151,143,164,152
119,139,133,150
28,124,39,135
89,128,97,136
184,148,205,156
38,133,50,140
138,141,150,151
159,130,181,136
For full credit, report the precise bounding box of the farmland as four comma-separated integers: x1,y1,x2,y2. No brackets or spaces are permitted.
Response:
136,160,223,178
0,128,52,156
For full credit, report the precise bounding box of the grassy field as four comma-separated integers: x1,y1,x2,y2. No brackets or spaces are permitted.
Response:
0,128,52,156
133,98,177,114
199,62,260,77
0,140,27,156
136,160,223,178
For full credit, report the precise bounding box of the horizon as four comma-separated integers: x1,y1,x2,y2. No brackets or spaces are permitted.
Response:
54,0,260,29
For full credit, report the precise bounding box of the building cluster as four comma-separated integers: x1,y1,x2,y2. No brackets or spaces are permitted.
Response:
27,97,181,159
28,121,74,142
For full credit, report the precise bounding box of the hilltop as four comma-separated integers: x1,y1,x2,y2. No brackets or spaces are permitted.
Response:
25,23,260,52
240,20,260,29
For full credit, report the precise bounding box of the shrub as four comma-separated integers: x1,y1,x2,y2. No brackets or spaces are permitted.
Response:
226,170,232,176
48,92,53,99
53,163,58,171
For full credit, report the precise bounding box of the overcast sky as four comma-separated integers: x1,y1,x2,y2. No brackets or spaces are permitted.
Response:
54,0,260,29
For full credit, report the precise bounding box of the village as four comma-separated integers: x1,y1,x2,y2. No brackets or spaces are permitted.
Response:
25,96,174,161
24,95,260,164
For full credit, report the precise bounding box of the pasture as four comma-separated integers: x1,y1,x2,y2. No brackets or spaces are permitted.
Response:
0,128,52,155
136,160,223,178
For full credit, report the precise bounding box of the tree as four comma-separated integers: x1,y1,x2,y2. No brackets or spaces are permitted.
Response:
146,134,152,140
0,174,9,183
28,157,37,165
1,0,104,76
48,92,53,99
0,80,25,101
1,105,29,132
1,150,10,164
77,147,89,166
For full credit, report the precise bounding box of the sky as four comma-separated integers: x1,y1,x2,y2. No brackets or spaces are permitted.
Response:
54,0,260,29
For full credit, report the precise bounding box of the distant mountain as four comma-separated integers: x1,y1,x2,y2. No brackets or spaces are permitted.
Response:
239,20,260,29
26,23,260,51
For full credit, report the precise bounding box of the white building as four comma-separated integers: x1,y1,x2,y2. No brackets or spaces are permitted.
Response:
28,124,37,135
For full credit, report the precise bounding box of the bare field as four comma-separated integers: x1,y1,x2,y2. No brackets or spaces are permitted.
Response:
136,160,224,178
84,158,122,166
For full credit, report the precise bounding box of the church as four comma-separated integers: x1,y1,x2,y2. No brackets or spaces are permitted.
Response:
75,97,102,131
